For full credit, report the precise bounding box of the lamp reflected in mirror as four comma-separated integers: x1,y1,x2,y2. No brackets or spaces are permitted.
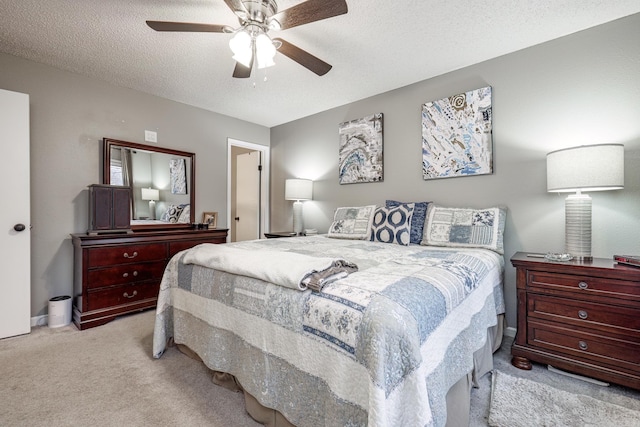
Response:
141,188,160,220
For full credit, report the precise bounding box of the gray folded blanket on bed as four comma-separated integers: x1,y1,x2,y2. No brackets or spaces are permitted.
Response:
182,243,357,291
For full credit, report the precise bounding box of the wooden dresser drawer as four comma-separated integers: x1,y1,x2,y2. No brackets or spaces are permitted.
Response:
72,229,228,330
528,320,640,373
528,294,640,338
86,282,160,311
528,271,640,305
87,243,167,267
170,240,208,257
86,261,166,289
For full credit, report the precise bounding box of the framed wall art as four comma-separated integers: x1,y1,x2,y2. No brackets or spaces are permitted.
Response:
170,158,187,194
421,86,493,180
338,113,383,184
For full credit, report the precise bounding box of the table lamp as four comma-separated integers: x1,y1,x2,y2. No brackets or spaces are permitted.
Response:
285,179,313,235
546,144,624,261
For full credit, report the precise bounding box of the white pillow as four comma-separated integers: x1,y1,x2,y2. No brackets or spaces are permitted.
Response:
327,205,377,240
421,205,506,254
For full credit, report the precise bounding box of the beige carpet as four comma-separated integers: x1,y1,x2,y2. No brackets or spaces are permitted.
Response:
0,310,261,427
488,370,640,427
2,310,639,426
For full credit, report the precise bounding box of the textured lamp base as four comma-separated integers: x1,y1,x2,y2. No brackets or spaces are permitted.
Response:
292,201,303,235
565,193,592,261
149,200,156,220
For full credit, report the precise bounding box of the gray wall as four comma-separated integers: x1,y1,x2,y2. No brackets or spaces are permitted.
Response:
0,53,270,318
270,14,640,329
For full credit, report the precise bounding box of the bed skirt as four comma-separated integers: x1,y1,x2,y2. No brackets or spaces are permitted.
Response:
175,314,505,427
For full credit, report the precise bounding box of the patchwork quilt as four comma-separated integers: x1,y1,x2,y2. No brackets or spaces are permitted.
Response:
153,235,504,427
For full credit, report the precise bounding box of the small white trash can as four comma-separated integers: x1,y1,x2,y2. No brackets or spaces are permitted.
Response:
48,295,72,328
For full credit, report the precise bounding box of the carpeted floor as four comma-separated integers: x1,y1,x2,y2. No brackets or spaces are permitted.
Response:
487,370,640,427
470,334,640,426
1,310,638,426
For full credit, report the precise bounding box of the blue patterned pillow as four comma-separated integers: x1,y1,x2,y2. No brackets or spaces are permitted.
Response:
386,200,429,244
160,204,185,223
421,205,506,254
370,204,414,245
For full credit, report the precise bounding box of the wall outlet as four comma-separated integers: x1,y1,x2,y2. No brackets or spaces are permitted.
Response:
145,130,157,143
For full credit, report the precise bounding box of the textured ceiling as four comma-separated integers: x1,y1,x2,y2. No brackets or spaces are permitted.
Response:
1,1,639,127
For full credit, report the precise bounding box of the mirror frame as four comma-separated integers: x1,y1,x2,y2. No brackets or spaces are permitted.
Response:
102,138,196,231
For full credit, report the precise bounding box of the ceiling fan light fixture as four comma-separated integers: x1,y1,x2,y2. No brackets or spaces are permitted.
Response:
255,33,276,69
229,30,252,66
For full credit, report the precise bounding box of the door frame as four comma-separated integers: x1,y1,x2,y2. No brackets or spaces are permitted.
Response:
227,138,270,240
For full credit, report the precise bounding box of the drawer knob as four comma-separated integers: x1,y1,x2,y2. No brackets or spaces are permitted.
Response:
122,271,139,278
578,341,588,351
123,290,138,299
578,310,588,320
578,281,588,290
124,251,138,259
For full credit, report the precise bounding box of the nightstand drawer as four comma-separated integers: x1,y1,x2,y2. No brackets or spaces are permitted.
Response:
87,243,167,267
528,294,640,338
528,271,640,304
528,320,640,372
511,252,640,389
86,282,159,311
87,261,166,289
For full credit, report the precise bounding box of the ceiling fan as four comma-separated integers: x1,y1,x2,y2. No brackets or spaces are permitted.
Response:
146,0,348,78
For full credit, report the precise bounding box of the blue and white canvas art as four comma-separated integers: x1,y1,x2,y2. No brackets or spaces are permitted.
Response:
169,158,187,194
338,113,383,184
421,86,493,180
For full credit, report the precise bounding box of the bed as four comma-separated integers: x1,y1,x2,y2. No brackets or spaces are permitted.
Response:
152,208,506,427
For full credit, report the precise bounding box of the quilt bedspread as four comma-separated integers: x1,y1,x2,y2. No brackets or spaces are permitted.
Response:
153,235,504,427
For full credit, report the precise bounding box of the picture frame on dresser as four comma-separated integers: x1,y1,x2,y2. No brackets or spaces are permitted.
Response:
202,211,218,229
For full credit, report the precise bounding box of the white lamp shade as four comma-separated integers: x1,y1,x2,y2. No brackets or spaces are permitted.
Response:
141,188,159,201
547,144,624,193
229,30,253,67
255,33,276,69
285,179,313,201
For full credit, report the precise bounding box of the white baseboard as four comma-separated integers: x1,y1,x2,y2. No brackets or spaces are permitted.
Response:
504,326,516,338
31,315,48,327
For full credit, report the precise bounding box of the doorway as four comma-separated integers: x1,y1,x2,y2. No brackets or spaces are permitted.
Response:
227,139,270,242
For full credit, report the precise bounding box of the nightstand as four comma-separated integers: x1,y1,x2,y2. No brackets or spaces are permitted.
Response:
264,231,298,238
510,252,640,390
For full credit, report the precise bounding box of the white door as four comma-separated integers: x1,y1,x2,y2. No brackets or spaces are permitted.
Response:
235,151,261,241
0,88,31,338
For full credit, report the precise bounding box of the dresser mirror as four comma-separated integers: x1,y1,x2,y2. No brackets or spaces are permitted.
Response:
103,138,195,231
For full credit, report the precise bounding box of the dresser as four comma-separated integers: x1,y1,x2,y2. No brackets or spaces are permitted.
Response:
510,252,640,390
71,228,228,330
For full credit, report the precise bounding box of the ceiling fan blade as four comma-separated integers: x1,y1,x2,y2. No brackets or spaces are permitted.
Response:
273,38,332,76
233,58,253,78
269,0,347,30
146,21,233,33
